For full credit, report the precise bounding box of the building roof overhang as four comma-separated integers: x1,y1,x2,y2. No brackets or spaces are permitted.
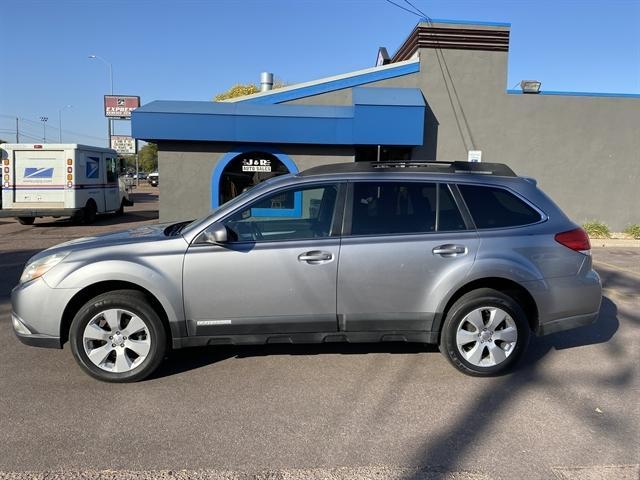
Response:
132,87,425,146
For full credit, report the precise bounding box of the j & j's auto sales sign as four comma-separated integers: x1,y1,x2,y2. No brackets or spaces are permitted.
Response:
104,95,140,119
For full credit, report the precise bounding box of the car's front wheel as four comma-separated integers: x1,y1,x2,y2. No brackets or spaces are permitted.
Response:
439,288,530,376
69,290,167,382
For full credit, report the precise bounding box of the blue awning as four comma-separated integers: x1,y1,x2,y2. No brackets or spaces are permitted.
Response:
131,87,425,146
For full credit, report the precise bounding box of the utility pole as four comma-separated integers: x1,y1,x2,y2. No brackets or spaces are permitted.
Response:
89,54,114,148
16,117,19,143
39,116,48,142
58,105,72,143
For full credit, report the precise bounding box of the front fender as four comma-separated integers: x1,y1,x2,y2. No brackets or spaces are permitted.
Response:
44,257,185,335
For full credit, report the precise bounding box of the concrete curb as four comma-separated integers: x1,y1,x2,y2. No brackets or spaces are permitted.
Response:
590,238,640,248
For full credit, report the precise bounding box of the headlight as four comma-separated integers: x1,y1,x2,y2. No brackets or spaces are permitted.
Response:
20,252,70,284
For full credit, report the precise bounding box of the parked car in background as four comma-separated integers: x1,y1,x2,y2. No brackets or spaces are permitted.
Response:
148,172,158,187
11,161,601,382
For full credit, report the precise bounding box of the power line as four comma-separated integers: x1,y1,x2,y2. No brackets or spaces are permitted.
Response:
383,0,424,18
403,0,431,20
0,114,106,142
382,1,477,151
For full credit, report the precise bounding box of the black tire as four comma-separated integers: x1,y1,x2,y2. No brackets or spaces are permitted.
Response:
69,290,167,383
17,217,35,225
115,200,125,216
82,200,97,224
439,288,530,376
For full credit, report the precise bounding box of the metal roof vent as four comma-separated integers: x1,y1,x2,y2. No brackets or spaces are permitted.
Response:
260,72,274,92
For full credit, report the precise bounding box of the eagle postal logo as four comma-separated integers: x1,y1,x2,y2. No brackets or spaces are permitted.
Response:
23,167,54,183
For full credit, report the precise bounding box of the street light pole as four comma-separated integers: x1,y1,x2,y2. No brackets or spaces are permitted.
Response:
58,105,72,143
88,54,114,147
39,116,48,142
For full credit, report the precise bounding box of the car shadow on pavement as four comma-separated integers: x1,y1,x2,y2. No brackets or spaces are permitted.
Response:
400,296,626,479
127,190,158,204
151,297,619,383
152,342,438,380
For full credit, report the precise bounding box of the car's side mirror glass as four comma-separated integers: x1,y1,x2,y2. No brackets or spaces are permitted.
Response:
198,222,228,244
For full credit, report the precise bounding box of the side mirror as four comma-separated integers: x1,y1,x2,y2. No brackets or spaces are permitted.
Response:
199,222,228,244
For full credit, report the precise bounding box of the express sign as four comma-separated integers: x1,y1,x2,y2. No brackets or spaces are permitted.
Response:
104,95,140,119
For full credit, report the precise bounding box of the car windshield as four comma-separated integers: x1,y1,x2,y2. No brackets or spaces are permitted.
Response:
180,174,293,237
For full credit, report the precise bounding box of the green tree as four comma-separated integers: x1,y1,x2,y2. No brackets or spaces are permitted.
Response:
137,142,158,172
213,78,287,101
214,84,260,101
0,139,6,144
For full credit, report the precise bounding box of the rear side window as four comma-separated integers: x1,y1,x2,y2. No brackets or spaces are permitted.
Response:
458,184,542,229
350,182,467,235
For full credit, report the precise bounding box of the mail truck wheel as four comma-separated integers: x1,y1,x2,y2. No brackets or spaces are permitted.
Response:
82,200,97,224
439,288,529,376
17,217,35,225
69,290,167,382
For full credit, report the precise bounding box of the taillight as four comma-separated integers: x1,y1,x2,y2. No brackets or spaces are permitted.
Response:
555,228,591,253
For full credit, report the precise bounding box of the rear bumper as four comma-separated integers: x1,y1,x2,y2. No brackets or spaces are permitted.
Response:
535,310,599,336
527,267,602,336
0,208,81,218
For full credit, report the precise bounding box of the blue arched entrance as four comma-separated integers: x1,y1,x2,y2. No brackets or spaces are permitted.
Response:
210,145,298,209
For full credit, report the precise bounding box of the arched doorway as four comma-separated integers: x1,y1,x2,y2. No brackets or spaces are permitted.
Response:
211,146,298,208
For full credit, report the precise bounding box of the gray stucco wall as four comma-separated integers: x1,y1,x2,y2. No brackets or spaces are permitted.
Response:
157,142,353,222
286,49,640,230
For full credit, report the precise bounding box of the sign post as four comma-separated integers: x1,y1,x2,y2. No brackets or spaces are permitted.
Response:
104,95,140,186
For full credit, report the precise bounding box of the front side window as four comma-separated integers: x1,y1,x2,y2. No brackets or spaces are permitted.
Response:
106,158,117,182
458,184,542,229
224,184,339,242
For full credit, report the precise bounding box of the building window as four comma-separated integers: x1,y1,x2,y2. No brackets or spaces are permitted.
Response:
354,146,412,162
219,151,290,205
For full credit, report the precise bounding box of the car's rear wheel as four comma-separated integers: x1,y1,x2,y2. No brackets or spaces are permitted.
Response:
69,290,167,382
17,217,35,225
439,288,529,376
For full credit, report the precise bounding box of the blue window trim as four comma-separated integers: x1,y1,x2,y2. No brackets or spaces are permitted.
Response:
211,145,299,209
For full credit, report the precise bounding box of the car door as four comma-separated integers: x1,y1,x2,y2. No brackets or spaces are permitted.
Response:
183,182,344,337
337,180,479,332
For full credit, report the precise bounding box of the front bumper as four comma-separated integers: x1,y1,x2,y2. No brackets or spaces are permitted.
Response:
11,278,79,349
12,313,61,348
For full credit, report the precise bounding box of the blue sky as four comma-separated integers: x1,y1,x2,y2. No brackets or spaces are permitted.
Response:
1,0,638,145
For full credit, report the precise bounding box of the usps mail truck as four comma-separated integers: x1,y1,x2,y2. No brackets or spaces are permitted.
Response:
0,144,133,225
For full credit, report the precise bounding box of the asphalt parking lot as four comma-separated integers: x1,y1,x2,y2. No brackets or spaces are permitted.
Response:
0,187,637,480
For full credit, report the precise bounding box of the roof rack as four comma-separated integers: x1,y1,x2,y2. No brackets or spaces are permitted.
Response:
299,161,517,177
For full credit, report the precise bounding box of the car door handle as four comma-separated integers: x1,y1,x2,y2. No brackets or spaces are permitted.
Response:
432,244,467,256
298,251,333,263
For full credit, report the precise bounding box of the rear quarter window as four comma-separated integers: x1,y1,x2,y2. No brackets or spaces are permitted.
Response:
458,184,542,229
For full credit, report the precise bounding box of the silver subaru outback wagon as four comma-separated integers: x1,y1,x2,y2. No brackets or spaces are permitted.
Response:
11,161,602,382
